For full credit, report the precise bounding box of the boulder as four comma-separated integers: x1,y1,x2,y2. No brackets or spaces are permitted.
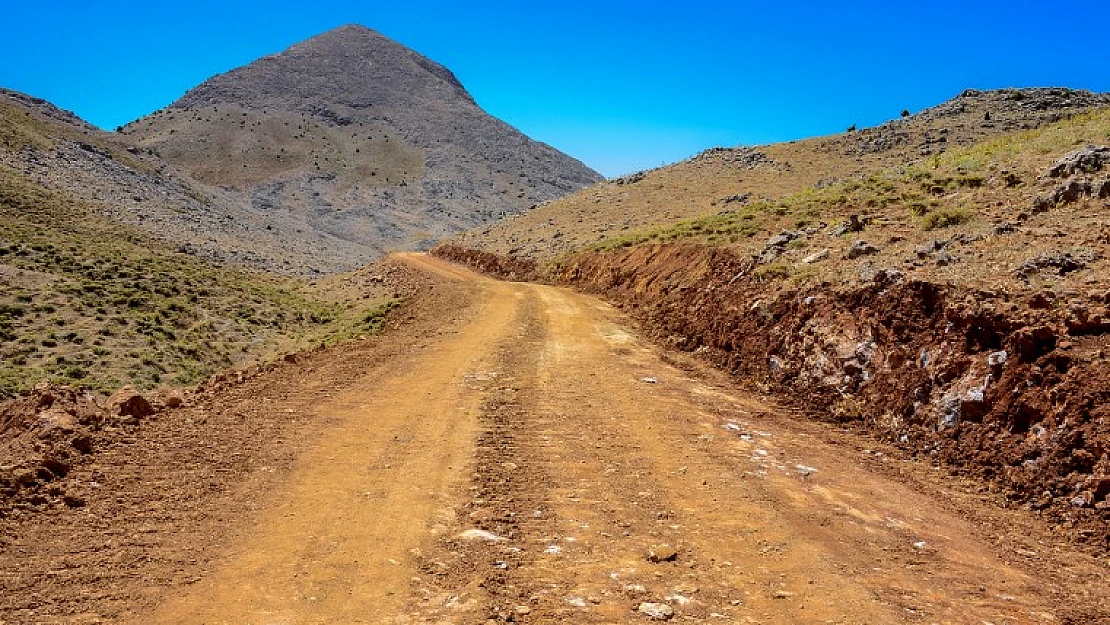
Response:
106,386,154,419
1046,145,1110,178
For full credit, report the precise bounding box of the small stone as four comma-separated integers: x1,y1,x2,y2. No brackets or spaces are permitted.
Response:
646,545,678,563
637,602,675,620
163,392,183,409
801,249,829,264
62,493,86,508
457,529,507,542
847,240,880,259
829,214,866,236
773,590,794,599
514,606,532,616
766,230,799,248
1070,492,1094,508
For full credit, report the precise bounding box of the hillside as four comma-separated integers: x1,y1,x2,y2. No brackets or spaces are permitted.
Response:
121,24,602,272
437,88,1110,550
0,88,392,275
456,88,1110,261
0,133,410,398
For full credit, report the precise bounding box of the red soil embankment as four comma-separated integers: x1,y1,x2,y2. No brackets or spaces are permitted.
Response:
435,242,1110,550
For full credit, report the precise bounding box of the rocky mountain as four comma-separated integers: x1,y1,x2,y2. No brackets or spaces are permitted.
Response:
121,25,603,273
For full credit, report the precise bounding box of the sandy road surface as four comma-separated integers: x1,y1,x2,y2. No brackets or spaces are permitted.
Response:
4,254,1103,624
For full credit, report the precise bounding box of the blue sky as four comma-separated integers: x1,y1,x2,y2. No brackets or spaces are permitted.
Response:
2,1,1108,178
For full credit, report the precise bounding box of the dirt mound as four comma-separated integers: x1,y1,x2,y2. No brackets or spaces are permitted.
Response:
432,243,540,281
0,383,161,514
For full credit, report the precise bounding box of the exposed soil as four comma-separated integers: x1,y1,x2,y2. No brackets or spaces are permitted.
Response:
3,254,1107,623
436,242,1110,552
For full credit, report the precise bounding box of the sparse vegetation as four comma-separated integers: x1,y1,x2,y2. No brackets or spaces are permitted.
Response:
0,163,401,397
919,207,973,230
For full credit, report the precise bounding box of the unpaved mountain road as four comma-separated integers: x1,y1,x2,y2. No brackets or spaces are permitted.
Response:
2,254,1106,624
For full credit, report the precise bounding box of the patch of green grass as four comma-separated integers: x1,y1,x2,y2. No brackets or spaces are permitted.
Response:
752,263,792,283
919,207,974,231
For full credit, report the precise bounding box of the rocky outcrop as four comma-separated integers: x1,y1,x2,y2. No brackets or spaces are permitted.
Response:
1047,145,1110,178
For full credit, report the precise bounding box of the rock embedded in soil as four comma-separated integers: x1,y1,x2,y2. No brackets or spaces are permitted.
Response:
646,545,678,563
107,386,154,419
829,214,867,236
801,249,830,264
637,602,675,620
1046,144,1110,178
846,240,880,259
456,528,507,542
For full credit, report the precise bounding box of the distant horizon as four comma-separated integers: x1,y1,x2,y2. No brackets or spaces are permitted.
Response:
2,1,1109,178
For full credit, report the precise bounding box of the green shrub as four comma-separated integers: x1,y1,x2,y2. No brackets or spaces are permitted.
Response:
920,208,973,230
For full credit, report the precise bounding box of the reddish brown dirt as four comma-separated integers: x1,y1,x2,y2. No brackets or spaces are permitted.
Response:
539,242,1110,551
2,253,1108,624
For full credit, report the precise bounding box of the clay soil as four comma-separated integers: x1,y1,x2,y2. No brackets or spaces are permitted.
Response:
2,254,1107,624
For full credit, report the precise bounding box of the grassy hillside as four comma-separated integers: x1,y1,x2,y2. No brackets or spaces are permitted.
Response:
584,108,1110,292
455,88,1109,262
0,163,398,398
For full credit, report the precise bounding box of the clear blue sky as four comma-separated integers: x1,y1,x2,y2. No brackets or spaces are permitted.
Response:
2,1,1108,178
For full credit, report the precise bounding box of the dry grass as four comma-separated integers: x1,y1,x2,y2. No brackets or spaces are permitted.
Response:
0,163,398,397
122,104,425,189
571,108,1110,296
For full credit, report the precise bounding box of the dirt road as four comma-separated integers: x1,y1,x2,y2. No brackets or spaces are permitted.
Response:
3,254,1105,624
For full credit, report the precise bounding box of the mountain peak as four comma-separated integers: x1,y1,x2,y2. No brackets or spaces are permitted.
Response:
122,26,602,273
173,24,472,112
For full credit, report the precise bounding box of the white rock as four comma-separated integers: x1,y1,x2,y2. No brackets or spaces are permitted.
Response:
456,529,506,542
638,602,675,620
